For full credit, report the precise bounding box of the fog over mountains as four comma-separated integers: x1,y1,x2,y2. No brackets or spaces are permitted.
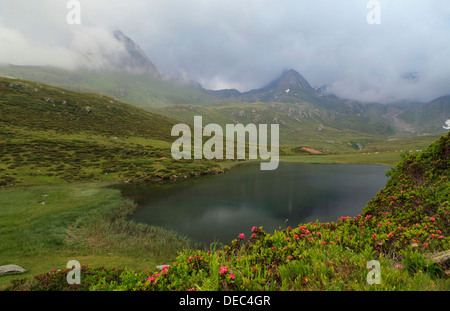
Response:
0,27,449,140
1,1,450,104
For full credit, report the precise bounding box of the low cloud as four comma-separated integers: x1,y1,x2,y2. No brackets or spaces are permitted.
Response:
0,0,449,103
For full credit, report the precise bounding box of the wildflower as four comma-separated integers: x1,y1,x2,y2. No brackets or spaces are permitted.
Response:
395,264,403,269
430,217,436,221
387,232,394,238
219,266,228,274
188,288,195,291
251,226,258,232
148,277,155,283
439,236,444,239
238,233,245,239
317,232,322,236
229,272,235,280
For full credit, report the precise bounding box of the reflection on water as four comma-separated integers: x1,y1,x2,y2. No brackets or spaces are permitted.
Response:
119,163,388,247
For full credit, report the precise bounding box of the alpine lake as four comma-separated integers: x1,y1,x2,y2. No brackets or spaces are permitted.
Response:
117,162,389,248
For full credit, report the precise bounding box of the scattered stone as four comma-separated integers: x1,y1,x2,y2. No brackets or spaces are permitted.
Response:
426,249,450,270
0,265,26,275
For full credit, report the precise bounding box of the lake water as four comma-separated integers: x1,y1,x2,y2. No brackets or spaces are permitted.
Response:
120,163,389,247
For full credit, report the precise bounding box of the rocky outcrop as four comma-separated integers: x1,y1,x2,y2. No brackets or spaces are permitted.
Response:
426,249,450,273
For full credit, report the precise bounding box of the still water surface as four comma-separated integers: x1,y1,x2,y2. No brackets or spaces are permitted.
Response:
121,163,388,247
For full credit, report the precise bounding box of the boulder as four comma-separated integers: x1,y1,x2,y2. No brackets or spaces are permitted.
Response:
0,264,26,275
426,249,450,275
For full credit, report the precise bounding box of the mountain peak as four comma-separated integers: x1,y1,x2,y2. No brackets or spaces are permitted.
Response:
271,69,313,91
196,68,315,102
240,68,314,101
111,30,160,77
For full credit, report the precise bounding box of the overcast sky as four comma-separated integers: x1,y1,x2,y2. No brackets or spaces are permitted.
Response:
0,0,449,103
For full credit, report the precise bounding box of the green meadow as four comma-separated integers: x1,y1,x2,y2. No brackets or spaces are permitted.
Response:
0,76,448,291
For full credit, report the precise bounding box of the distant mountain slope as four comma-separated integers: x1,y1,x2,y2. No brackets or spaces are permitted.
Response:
197,69,384,115
0,64,219,108
397,95,450,133
197,68,450,139
150,99,399,152
196,69,315,103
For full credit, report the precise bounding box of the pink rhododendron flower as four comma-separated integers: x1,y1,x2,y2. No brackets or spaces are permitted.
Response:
238,233,245,239
229,272,235,280
219,266,228,274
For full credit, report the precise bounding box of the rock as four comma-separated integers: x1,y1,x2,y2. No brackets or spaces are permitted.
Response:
0,264,26,275
426,249,450,270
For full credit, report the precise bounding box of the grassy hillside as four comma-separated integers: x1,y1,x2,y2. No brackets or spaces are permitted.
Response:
0,76,225,187
1,64,443,156
3,133,449,291
0,65,220,108
398,95,450,134
150,102,439,153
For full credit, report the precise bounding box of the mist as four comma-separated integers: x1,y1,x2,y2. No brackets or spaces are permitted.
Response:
0,0,449,103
